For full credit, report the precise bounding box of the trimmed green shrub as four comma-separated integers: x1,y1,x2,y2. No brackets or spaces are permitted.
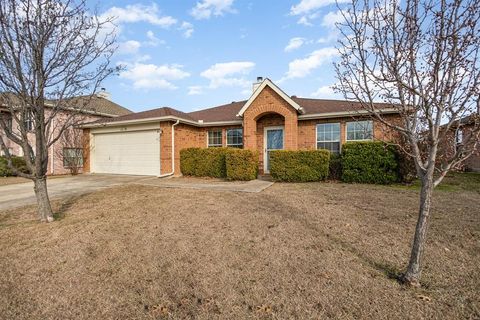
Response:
341,141,399,184
0,156,29,176
270,150,330,182
226,149,258,181
180,147,229,178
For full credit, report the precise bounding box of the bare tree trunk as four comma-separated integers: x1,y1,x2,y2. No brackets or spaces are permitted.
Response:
33,177,54,222
402,174,434,286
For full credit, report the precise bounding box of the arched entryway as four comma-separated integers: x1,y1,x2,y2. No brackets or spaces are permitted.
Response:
255,113,285,174
240,84,300,175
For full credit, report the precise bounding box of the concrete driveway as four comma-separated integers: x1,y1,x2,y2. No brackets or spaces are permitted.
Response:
0,174,152,211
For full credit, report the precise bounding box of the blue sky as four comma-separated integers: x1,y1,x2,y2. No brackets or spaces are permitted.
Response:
93,0,345,112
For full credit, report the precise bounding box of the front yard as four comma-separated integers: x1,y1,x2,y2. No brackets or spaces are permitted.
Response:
0,174,478,319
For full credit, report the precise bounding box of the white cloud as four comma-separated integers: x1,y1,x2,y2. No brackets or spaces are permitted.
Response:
200,61,255,88
145,31,166,47
290,0,348,26
119,63,190,90
285,37,306,52
188,86,204,95
291,0,337,15
281,47,338,81
322,10,343,28
180,22,194,38
191,0,236,20
311,85,339,98
118,40,141,55
101,4,177,28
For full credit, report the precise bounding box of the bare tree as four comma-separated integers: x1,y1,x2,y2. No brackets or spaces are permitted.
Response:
334,0,480,286
0,0,118,222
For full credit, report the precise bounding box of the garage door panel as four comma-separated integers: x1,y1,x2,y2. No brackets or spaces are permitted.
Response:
92,130,160,176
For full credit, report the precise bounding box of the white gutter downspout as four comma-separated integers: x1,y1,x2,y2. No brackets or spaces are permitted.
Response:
158,119,180,178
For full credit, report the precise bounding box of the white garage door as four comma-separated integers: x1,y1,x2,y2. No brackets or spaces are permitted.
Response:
92,130,160,176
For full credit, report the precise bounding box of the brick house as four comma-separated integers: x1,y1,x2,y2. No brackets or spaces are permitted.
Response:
82,78,402,176
0,91,131,175
438,115,480,172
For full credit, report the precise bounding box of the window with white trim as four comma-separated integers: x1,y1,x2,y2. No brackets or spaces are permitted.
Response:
208,130,222,147
316,123,341,154
63,148,83,167
23,111,34,131
346,120,373,141
226,128,243,148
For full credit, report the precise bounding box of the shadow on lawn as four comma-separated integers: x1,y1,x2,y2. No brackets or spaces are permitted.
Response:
53,194,86,221
263,194,405,284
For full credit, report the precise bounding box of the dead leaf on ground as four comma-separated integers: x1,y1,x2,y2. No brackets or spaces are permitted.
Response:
416,294,432,302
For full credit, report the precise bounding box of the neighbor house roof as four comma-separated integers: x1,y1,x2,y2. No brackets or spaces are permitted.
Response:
57,96,132,117
0,93,132,117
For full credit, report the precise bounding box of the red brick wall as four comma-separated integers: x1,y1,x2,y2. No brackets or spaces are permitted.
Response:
298,115,400,151
243,86,298,151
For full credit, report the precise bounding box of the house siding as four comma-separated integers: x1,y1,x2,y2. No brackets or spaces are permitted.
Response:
1,109,104,175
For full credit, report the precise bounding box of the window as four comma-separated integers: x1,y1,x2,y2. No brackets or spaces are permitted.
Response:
456,129,464,145
63,148,83,167
23,111,34,131
317,123,341,154
0,114,12,132
455,129,464,152
226,128,243,148
208,130,222,147
346,120,373,141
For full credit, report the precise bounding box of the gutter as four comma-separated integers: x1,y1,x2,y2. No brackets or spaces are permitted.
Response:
158,119,180,178
80,108,401,129
80,116,242,129
297,109,400,120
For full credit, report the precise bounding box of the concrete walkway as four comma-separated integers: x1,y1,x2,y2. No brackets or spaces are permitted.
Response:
135,177,274,193
0,174,150,211
0,175,274,211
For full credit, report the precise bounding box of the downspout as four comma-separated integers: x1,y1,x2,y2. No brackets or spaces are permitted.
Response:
158,119,180,178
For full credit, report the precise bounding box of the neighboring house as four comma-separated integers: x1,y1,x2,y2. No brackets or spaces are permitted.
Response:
82,78,402,176
438,114,480,172
0,91,131,175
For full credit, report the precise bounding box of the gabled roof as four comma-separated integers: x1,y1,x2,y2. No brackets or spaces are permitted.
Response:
236,78,305,117
83,79,401,128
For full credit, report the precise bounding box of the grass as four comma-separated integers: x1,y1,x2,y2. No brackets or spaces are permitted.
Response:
393,171,480,193
0,173,478,319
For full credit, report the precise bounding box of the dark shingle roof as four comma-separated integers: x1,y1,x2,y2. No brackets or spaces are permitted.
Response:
187,101,246,122
0,93,132,117
61,96,132,117
99,107,196,123
95,96,397,125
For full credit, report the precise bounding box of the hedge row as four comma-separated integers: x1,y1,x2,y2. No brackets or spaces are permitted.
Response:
270,150,330,182
226,149,259,181
341,141,399,184
180,147,258,181
0,156,29,177
180,142,405,185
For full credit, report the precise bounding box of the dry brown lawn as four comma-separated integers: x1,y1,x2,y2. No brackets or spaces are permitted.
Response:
0,176,479,319
0,176,29,186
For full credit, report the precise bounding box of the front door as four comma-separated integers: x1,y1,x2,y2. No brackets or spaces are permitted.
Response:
264,126,284,173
